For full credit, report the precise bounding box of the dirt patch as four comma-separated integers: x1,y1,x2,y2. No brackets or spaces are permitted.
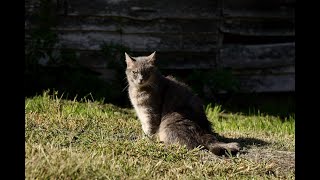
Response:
241,147,295,177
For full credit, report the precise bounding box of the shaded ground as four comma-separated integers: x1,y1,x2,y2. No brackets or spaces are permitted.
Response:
25,65,295,119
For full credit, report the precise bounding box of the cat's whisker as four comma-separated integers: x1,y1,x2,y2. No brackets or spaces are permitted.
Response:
122,83,129,92
149,84,157,90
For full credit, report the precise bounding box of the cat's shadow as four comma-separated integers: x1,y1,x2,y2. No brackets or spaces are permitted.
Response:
214,133,270,154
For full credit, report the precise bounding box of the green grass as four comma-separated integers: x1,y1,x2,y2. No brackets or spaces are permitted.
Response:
25,91,295,179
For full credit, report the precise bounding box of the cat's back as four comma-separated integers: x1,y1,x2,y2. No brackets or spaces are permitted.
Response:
161,75,212,133
163,75,193,94
162,75,203,113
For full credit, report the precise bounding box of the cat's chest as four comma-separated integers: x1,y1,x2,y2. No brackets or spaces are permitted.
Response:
129,88,156,135
129,89,153,120
129,88,152,106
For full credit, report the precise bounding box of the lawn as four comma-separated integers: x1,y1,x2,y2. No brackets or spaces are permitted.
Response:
25,91,295,179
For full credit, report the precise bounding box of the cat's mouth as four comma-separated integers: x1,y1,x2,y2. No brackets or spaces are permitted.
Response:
136,80,148,86
136,76,151,86
133,78,152,88
137,79,144,85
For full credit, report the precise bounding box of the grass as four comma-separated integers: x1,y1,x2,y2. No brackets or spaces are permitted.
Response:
25,91,295,179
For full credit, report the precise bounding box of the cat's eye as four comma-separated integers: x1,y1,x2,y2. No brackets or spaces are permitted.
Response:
132,71,138,74
142,71,149,77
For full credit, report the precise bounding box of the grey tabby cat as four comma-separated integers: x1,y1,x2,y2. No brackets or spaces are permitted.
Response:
125,52,240,156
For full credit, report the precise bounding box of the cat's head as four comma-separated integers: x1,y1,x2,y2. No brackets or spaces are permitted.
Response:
125,51,158,87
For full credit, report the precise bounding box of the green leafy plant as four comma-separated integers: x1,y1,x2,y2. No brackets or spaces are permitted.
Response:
186,68,240,98
100,42,130,72
100,42,132,105
25,0,59,72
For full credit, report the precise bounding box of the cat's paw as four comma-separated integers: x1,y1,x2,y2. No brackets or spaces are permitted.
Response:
210,142,241,156
224,142,240,156
226,142,240,151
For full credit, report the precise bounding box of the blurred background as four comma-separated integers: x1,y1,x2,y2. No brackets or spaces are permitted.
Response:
25,0,295,118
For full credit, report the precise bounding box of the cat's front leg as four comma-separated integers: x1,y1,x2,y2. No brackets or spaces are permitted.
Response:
141,130,158,141
141,121,158,138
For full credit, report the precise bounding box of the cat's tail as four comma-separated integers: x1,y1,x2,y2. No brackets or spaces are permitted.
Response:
202,134,240,156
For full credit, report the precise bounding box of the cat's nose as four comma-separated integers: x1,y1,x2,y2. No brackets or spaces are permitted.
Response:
137,75,144,84
137,78,143,84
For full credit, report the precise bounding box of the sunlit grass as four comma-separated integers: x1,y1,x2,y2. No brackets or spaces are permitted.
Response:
25,91,295,179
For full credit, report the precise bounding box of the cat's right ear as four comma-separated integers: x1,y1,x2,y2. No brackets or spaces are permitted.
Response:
125,52,135,68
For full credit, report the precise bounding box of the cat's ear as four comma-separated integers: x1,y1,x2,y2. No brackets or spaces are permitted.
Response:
147,51,156,64
125,52,135,68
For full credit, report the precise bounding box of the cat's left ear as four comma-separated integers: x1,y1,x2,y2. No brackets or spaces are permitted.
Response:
147,51,156,64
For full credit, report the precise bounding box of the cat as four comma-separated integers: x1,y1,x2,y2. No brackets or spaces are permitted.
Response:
125,52,240,156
